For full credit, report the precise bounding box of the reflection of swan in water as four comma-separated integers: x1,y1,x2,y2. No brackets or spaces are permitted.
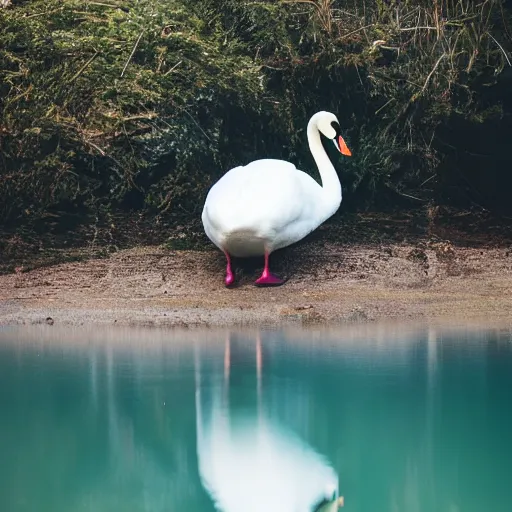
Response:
195,333,342,512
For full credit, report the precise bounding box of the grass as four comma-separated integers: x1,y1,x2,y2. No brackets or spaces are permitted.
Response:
1,0,511,242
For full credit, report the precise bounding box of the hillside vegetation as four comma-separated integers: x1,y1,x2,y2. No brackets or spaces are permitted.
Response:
1,0,511,235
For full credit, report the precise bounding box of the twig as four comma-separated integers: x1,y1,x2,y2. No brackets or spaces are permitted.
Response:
24,8,62,18
260,64,285,71
339,24,375,41
87,1,128,10
487,33,511,66
420,175,436,187
399,26,437,31
69,52,99,84
6,85,33,106
397,191,425,202
85,140,106,156
375,98,395,116
121,30,144,78
354,63,363,88
420,53,446,95
83,139,125,179
182,109,212,142
163,60,183,76
121,114,157,122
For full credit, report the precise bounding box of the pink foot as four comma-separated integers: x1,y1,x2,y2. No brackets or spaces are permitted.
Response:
254,272,284,287
225,272,235,287
224,252,235,287
254,251,285,287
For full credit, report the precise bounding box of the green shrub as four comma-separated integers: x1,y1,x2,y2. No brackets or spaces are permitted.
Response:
1,0,511,230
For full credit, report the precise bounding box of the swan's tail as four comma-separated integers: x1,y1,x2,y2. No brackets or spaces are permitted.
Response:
221,229,267,258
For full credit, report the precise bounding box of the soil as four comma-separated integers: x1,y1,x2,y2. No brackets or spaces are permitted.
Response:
1,210,511,328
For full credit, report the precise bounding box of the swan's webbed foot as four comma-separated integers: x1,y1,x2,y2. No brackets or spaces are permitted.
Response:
254,272,285,287
224,252,236,288
254,251,285,286
225,273,236,287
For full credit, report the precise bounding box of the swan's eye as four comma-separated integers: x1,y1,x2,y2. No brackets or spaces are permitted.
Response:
330,121,341,136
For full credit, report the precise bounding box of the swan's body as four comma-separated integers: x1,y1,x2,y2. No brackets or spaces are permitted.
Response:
195,335,341,512
203,159,333,258
201,111,351,287
197,412,340,512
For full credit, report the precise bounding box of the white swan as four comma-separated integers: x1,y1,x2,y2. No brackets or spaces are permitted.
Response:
195,335,342,512
201,111,352,287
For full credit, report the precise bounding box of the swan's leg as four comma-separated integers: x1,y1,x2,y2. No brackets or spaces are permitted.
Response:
254,252,284,287
224,252,235,287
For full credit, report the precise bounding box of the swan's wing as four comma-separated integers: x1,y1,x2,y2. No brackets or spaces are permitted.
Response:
203,159,322,239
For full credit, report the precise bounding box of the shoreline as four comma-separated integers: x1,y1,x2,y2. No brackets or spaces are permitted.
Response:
2,321,511,348
1,238,511,328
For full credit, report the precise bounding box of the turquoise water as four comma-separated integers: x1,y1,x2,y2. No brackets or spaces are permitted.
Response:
0,325,511,511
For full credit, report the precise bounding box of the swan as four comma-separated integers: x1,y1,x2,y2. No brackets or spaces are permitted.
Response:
201,111,352,287
195,334,343,512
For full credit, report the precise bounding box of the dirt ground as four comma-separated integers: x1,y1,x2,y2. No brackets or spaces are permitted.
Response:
1,211,511,328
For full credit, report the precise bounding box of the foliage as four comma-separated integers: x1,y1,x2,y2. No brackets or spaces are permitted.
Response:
0,0,264,224
1,0,511,231
203,0,512,209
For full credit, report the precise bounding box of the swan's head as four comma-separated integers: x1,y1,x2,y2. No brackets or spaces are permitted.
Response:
315,111,352,157
312,495,343,512
312,482,342,512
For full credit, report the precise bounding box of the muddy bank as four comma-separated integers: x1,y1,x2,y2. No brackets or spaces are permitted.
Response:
1,233,511,327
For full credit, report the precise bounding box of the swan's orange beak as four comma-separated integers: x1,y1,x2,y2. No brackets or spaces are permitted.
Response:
338,135,352,156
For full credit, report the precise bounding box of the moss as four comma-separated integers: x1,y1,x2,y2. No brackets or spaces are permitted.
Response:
1,0,511,234
0,0,264,224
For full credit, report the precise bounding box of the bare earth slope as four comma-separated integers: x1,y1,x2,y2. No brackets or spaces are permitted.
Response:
1,229,511,327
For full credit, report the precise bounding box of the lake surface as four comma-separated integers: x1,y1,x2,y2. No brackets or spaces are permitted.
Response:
0,324,511,512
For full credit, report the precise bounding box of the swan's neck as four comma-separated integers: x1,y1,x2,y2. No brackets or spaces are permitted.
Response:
307,117,342,220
